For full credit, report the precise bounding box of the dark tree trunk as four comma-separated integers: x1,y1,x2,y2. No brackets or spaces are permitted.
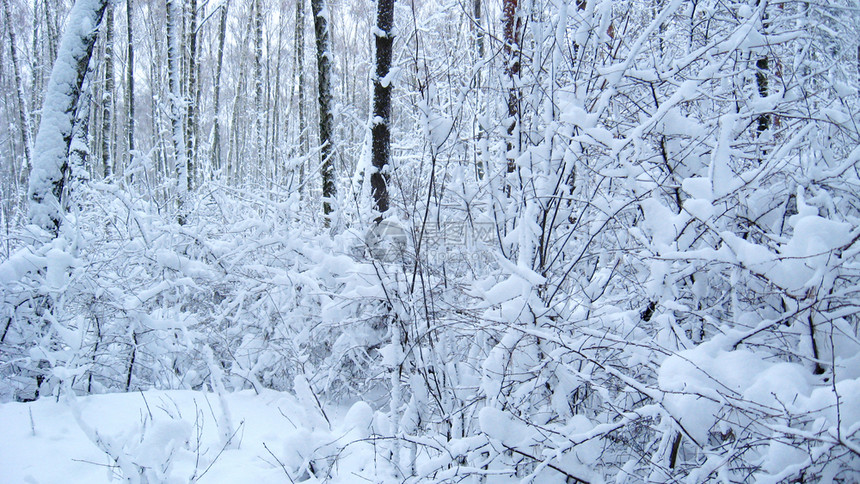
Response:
502,0,521,174
371,0,395,219
312,0,335,221
755,1,770,135
211,1,228,173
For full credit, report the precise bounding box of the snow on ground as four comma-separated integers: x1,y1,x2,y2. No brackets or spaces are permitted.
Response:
0,390,387,483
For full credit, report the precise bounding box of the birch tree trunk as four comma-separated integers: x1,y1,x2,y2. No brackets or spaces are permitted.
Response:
254,0,264,175
185,0,198,191
30,4,40,129
166,0,187,222
101,4,114,178
473,0,484,180
296,0,306,159
125,0,134,182
270,17,284,183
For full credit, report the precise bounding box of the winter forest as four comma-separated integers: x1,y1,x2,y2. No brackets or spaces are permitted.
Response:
1,0,860,481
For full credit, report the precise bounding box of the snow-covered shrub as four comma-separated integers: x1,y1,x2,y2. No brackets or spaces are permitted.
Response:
2,0,858,481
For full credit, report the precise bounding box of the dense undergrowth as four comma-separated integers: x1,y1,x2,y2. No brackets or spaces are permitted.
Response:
3,0,860,481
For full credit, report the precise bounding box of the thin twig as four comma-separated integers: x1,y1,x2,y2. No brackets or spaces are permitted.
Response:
263,442,295,483
195,420,244,481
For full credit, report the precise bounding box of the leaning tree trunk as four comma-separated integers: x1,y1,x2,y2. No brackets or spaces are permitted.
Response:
370,0,394,220
312,0,335,222
28,0,108,235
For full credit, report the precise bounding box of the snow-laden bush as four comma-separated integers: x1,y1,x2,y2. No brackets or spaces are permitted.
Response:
2,0,859,482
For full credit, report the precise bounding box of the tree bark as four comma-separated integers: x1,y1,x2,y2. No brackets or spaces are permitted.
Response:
254,0,264,173
30,4,40,129
270,16,284,183
101,4,114,178
473,0,485,180
69,65,93,189
125,0,135,182
296,0,306,156
166,0,187,222
312,0,335,221
502,0,521,175
371,0,395,219
755,1,770,135
185,0,198,191
211,1,228,174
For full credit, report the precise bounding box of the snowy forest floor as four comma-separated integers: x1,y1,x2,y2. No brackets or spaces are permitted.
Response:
0,389,392,483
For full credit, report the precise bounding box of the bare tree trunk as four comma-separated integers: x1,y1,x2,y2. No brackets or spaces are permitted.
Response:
148,21,167,200
69,64,93,191
101,4,114,178
211,1,228,175
370,0,394,219
312,0,335,222
254,0,264,176
166,0,187,222
264,27,273,183
296,0,306,160
228,72,246,184
502,0,521,175
185,0,198,191
755,0,770,135
30,4,41,128
125,0,134,182
42,0,57,66
371,4,400,467
2,0,32,181
271,17,285,184
473,0,485,180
